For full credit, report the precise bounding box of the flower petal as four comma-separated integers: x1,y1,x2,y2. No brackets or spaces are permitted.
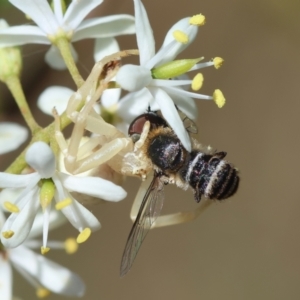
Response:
0,19,9,30
133,0,155,65
63,0,103,31
1,188,40,248
149,87,191,151
10,246,85,297
52,0,63,24
0,258,12,300
117,88,159,123
101,87,121,108
53,175,101,231
58,197,101,231
62,175,127,202
37,86,74,116
0,209,5,229
158,17,198,64
25,142,55,178
9,0,59,34
45,44,78,70
0,25,49,47
73,15,135,41
93,37,119,62
163,87,197,120
0,122,28,154
0,188,23,208
116,64,152,92
0,173,39,189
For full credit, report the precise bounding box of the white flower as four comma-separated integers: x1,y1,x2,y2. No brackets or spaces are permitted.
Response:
0,141,127,249
116,0,224,151
0,210,86,299
0,0,135,69
0,122,28,155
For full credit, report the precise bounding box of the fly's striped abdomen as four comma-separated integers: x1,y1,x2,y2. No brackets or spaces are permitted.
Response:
180,151,239,202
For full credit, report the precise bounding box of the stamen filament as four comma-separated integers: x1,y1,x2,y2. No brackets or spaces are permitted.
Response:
190,61,214,72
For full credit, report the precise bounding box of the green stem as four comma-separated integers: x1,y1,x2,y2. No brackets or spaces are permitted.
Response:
55,38,84,88
6,76,41,134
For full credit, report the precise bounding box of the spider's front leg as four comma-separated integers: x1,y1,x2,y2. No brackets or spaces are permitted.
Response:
55,107,134,175
54,50,143,177
121,121,153,180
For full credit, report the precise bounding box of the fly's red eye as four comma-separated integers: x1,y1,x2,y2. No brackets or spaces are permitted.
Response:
128,112,168,136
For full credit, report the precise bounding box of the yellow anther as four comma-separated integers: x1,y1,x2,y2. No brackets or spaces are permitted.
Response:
2,230,14,239
55,198,72,210
213,89,226,108
173,30,189,44
213,57,224,69
191,73,204,91
41,246,50,255
189,14,206,26
4,201,19,213
77,228,91,244
39,179,55,210
65,238,78,254
36,287,51,298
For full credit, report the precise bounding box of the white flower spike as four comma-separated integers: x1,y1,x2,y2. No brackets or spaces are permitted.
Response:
116,0,225,152
0,210,86,298
0,142,127,249
0,0,135,69
0,122,28,155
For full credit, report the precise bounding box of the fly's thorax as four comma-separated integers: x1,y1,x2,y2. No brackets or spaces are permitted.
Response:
143,127,188,173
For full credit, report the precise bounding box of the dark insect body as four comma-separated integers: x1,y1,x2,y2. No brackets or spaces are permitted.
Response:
120,110,240,277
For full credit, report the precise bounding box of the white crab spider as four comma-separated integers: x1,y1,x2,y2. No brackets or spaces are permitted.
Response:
54,50,147,177
54,50,211,230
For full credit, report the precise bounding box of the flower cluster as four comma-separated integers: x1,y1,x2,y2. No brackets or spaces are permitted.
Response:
0,0,228,297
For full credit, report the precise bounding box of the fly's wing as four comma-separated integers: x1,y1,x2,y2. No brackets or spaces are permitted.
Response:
174,107,198,134
120,172,165,277
181,114,198,134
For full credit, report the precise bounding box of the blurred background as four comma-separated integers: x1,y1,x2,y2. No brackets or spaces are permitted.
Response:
1,0,300,299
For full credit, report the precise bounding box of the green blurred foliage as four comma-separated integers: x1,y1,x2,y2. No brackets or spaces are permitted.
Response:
0,0,10,7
